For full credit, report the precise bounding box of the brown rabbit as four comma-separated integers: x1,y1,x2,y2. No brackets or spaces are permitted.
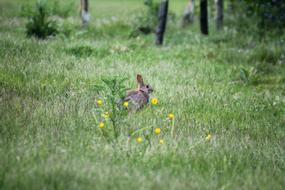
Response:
124,74,153,110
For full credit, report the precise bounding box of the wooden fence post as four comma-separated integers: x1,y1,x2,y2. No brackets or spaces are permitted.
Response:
200,0,208,35
80,0,90,25
182,0,195,27
155,0,169,45
215,0,223,29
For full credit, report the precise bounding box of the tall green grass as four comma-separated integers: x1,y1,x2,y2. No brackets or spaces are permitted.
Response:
1,0,285,190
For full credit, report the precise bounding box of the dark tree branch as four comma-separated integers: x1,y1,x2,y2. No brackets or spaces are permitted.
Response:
155,0,169,45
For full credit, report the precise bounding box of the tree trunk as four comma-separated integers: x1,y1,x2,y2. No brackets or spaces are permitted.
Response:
155,0,169,45
200,0,208,35
215,0,223,29
80,0,90,25
182,0,195,27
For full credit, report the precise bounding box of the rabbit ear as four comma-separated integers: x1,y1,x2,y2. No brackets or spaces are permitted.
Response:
137,74,144,87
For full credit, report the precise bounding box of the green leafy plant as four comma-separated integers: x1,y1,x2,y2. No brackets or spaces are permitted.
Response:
26,0,58,39
239,68,250,84
93,77,129,141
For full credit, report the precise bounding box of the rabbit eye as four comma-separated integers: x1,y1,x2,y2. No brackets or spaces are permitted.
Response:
146,85,149,88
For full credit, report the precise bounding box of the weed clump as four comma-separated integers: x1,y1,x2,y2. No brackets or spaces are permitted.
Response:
66,45,110,58
67,46,94,58
26,0,58,39
93,77,129,141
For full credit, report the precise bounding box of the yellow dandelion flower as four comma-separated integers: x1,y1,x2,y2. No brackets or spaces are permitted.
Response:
103,112,109,119
168,113,174,120
99,122,105,129
123,101,129,108
159,139,164,145
206,134,212,141
154,128,161,135
136,137,143,143
151,98,158,105
97,99,103,106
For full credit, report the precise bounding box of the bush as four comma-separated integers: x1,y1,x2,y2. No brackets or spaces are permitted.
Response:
130,0,176,38
129,0,160,37
26,0,58,39
246,0,285,30
233,0,285,35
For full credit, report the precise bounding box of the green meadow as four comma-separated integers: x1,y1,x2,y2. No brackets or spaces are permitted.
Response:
0,0,285,189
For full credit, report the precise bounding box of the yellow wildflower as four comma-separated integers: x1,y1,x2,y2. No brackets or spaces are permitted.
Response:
151,98,158,105
206,134,212,141
136,137,143,144
99,122,105,129
123,101,129,108
154,128,161,135
159,139,164,145
168,113,174,120
97,99,103,106
103,112,109,119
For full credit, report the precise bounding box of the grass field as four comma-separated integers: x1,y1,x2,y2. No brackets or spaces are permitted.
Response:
1,0,285,189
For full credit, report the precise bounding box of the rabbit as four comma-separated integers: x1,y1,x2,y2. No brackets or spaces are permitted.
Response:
124,74,153,111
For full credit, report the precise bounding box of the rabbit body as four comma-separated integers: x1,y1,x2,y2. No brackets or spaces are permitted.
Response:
124,74,153,111
125,90,150,110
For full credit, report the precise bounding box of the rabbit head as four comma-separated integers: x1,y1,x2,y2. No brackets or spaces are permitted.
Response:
137,74,153,94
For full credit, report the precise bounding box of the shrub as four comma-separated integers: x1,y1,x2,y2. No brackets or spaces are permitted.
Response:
129,0,160,37
130,0,176,38
26,0,58,39
245,0,285,30
233,0,285,36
